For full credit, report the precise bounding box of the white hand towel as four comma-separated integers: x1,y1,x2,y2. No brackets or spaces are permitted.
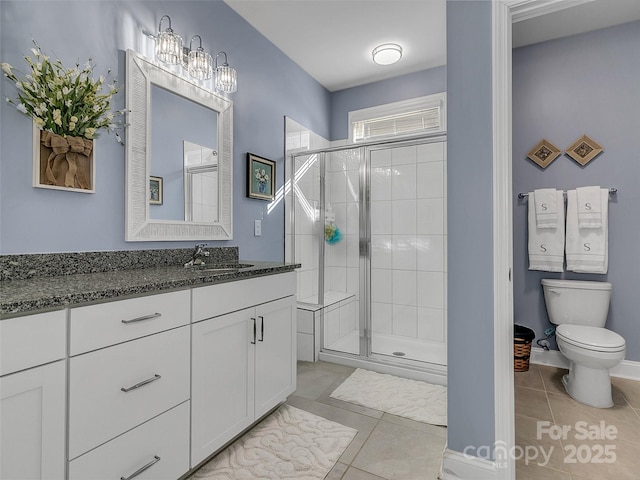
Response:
533,188,559,228
566,189,608,274
528,190,565,272
576,186,602,228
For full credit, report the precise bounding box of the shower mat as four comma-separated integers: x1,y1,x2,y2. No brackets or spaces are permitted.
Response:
188,404,356,479
330,368,447,426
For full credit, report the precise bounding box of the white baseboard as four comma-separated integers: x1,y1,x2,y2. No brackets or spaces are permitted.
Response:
530,347,640,381
529,347,569,369
440,449,499,480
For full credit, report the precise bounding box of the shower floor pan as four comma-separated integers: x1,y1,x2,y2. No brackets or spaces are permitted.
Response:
326,330,447,366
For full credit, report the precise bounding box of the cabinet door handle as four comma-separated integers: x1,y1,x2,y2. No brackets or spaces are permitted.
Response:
251,317,257,344
120,455,161,480
259,316,264,342
121,312,162,324
121,374,161,392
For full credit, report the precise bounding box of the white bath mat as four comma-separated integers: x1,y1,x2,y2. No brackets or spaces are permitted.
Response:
189,404,357,480
330,368,447,426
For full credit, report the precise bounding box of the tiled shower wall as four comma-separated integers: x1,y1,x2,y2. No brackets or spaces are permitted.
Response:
369,142,447,343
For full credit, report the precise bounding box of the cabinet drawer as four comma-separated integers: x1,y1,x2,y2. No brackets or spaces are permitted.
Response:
69,326,190,459
0,310,66,376
193,271,296,322
70,290,190,355
69,401,190,480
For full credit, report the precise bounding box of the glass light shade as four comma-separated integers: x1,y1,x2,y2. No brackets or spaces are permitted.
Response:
372,43,403,66
188,48,213,80
156,29,183,65
215,65,237,93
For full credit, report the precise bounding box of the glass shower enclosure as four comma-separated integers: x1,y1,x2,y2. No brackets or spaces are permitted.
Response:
286,135,447,370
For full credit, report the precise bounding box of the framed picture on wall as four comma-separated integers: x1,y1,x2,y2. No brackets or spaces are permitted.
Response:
149,176,163,205
247,153,275,201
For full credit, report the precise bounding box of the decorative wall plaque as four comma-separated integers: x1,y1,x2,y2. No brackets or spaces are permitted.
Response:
565,135,603,166
526,139,562,169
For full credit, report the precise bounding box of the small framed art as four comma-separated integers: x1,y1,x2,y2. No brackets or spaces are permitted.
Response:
149,176,163,205
566,135,603,166
526,139,561,169
247,153,275,201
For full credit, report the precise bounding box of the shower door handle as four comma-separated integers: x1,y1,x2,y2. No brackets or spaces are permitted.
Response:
359,239,369,257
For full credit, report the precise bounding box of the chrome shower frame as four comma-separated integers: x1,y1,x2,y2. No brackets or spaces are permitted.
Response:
289,132,448,384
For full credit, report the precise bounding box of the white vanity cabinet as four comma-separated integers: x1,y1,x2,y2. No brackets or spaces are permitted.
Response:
254,296,298,418
0,310,67,480
67,290,191,479
1,269,297,479
190,273,296,467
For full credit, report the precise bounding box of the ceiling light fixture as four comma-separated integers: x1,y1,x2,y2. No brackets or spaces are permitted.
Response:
372,43,403,66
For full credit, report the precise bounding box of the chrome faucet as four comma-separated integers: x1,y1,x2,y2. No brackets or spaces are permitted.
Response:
184,243,210,267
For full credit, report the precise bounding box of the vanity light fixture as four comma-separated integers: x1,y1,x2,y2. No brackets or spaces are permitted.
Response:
214,52,238,93
155,15,183,65
185,35,213,81
153,16,237,92
372,43,403,66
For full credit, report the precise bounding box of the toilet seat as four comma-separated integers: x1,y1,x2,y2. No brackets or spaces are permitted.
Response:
556,324,626,352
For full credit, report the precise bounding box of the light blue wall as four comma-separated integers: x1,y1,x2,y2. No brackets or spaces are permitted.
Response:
446,0,495,457
329,66,447,141
513,21,640,361
0,0,330,258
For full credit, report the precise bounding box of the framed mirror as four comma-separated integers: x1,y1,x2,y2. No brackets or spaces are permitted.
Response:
125,50,233,241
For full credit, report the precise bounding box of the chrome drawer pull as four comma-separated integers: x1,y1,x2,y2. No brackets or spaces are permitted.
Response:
259,316,264,342
121,374,161,392
120,455,161,480
250,317,257,344
121,312,162,324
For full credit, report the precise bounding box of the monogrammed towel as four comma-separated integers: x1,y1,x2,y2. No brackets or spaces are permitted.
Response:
533,188,559,229
566,189,608,273
576,185,602,229
528,190,565,272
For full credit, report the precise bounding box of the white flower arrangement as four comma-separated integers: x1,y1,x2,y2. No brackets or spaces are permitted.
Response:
1,41,123,139
255,167,269,184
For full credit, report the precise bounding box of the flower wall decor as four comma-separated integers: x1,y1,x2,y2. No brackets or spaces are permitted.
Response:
247,152,275,201
1,41,124,192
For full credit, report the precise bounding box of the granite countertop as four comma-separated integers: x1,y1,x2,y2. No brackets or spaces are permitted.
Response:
0,260,300,319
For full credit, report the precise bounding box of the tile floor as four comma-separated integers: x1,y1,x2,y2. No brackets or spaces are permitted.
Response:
515,364,640,480
266,360,640,480
288,361,446,480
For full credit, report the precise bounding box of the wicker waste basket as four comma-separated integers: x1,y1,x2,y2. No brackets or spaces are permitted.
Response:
514,325,536,372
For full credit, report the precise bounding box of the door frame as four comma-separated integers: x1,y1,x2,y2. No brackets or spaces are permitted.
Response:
492,1,597,479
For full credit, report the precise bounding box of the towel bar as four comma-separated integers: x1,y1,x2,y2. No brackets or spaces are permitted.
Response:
518,188,617,200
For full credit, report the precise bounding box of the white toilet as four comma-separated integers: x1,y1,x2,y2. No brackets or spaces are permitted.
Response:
541,279,626,408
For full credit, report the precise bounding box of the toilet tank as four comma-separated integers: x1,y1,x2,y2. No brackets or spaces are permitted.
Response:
541,279,612,327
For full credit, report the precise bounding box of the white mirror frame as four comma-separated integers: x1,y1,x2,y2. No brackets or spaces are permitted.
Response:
125,49,233,241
